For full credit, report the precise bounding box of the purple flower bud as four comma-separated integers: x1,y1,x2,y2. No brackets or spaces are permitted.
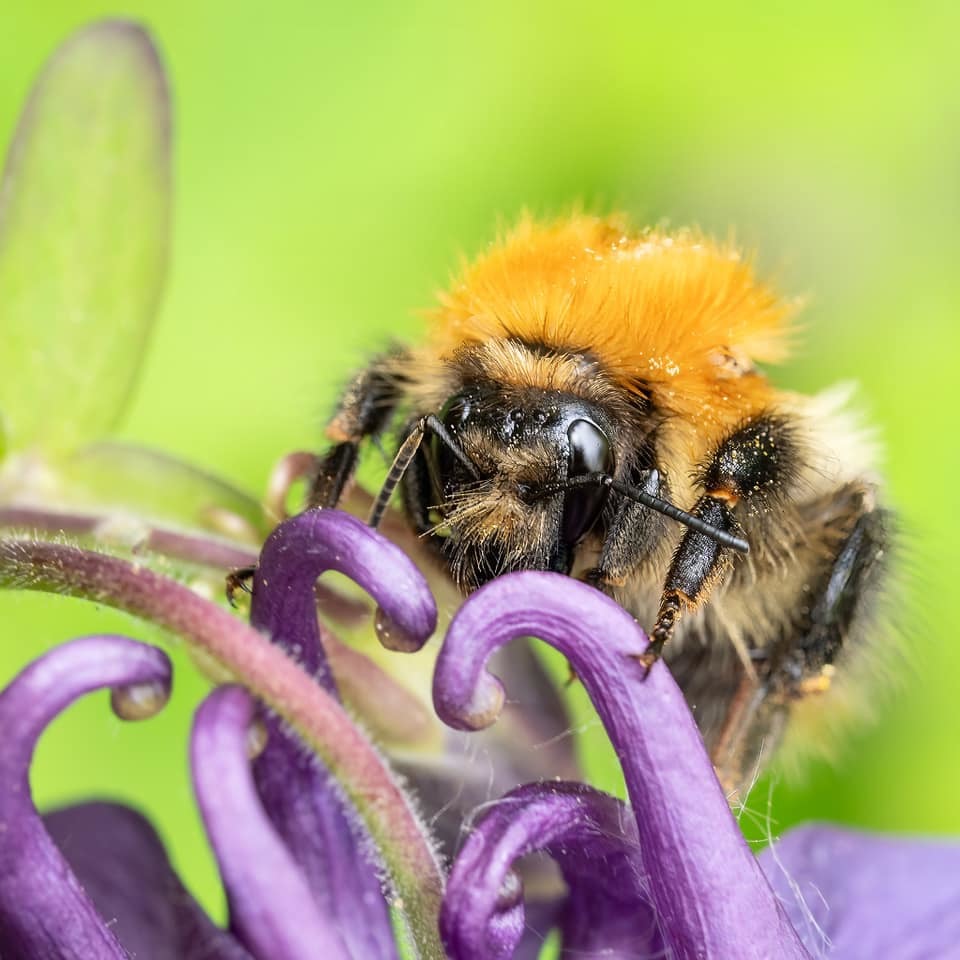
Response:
250,508,438,959
251,507,436,681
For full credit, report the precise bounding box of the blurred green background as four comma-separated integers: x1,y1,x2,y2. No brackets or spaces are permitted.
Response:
1,0,957,927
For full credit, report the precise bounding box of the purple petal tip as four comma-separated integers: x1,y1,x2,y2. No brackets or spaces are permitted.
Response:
436,668,505,731
253,510,436,676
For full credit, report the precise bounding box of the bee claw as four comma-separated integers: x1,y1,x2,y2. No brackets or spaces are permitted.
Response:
225,565,256,608
564,661,580,687
633,639,665,679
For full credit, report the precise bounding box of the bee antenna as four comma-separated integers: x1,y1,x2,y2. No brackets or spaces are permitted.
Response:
609,476,750,553
367,414,479,529
536,473,750,554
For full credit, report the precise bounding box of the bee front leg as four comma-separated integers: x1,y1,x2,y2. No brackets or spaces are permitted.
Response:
224,352,407,606
646,415,797,666
645,495,741,667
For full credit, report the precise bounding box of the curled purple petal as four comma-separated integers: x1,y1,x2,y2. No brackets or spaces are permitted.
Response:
252,507,436,679
0,635,171,959
191,686,346,960
250,509,439,960
44,802,252,960
434,571,810,960
760,824,960,959
442,781,662,960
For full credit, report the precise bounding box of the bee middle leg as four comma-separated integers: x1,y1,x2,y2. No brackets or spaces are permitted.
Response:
709,487,889,792
307,352,408,509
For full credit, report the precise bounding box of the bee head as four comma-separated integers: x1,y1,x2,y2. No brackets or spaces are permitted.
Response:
425,385,616,587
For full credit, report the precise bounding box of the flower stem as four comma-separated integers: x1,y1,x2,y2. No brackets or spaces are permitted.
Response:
0,506,369,621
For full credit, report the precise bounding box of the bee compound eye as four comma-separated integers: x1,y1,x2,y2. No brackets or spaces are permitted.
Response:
567,419,613,478
562,419,614,545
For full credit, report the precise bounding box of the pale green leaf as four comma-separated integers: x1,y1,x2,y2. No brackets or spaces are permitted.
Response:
0,20,171,456
59,441,269,538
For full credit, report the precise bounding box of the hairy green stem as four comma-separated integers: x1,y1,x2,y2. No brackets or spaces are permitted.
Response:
0,507,369,622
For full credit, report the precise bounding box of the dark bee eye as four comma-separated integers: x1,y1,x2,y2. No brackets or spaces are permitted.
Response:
562,419,614,545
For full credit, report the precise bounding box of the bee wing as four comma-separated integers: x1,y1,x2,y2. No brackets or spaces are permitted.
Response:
0,23,170,459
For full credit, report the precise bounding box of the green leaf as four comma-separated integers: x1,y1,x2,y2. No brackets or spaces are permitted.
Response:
0,20,171,457
59,441,269,539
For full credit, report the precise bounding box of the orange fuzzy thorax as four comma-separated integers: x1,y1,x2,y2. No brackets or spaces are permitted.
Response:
428,215,798,431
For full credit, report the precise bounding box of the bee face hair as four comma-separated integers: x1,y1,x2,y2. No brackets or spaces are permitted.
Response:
420,371,620,589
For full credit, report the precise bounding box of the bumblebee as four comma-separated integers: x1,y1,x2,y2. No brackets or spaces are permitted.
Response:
310,215,889,790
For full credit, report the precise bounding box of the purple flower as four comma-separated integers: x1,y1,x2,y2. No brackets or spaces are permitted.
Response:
3,510,959,959
0,18,957,960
